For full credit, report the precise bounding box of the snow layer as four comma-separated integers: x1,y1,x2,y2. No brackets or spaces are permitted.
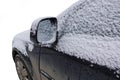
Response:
57,0,120,37
57,0,120,73
56,34,120,73
12,30,33,56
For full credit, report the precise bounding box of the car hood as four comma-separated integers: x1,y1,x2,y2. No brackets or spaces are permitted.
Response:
56,34,120,74
12,30,33,56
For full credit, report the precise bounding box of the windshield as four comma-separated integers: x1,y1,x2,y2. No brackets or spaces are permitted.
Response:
57,0,120,37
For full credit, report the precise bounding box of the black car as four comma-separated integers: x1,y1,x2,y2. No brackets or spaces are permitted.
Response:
12,0,120,80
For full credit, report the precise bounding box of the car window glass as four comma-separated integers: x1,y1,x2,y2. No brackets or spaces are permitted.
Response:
58,0,120,37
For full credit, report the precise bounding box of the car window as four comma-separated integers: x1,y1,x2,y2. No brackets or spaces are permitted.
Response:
57,0,120,38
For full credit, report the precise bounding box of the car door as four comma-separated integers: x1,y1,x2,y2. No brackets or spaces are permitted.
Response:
39,47,69,80
39,0,119,79
39,47,117,80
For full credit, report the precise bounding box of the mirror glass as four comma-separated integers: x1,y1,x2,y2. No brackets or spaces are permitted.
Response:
37,19,57,44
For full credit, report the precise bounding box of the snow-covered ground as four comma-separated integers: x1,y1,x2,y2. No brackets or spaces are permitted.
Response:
0,0,78,80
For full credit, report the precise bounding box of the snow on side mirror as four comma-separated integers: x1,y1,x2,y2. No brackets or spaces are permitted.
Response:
37,18,57,44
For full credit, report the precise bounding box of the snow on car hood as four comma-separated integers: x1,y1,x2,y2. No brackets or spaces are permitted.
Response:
12,30,33,56
56,0,120,74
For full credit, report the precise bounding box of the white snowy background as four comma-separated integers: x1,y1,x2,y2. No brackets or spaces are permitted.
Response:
0,0,78,80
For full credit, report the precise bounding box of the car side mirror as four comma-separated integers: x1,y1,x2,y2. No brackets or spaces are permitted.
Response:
30,17,58,45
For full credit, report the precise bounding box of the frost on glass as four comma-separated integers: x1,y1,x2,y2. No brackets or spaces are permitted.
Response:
37,20,56,44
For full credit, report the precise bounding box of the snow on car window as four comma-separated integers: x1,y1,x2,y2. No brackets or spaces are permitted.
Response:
56,0,120,75
58,0,120,37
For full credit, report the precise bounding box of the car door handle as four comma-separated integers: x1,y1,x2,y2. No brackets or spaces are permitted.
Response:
40,69,55,80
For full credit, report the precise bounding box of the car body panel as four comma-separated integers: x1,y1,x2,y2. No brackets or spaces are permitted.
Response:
40,47,118,80
56,0,120,78
12,0,120,80
12,30,41,80
12,29,119,80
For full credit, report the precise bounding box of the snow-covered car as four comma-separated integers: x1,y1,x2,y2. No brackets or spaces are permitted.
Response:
12,0,120,80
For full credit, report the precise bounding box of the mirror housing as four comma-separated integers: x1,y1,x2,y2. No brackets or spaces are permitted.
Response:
30,17,58,45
